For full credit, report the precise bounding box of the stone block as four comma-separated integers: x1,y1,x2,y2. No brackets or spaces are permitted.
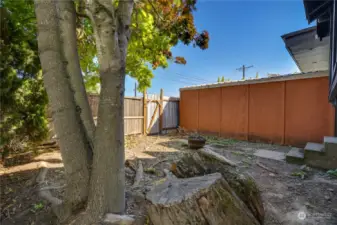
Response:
286,148,304,164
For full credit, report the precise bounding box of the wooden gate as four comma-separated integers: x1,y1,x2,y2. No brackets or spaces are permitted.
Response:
144,89,180,135
146,93,161,134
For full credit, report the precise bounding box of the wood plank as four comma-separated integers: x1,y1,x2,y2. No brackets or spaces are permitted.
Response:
159,89,164,133
147,103,159,133
124,96,142,100
143,90,147,134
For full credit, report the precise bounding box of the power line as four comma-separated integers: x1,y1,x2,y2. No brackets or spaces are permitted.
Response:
157,70,212,83
236,65,254,80
174,72,214,83
155,71,204,85
155,74,199,86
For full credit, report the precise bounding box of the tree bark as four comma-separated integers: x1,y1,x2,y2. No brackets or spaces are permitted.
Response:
56,0,95,158
36,0,134,223
146,173,260,225
34,0,90,216
84,0,134,218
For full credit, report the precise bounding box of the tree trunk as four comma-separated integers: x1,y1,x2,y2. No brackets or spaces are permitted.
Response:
56,0,95,158
36,0,134,223
172,150,265,224
34,0,90,216
146,173,260,225
84,0,134,218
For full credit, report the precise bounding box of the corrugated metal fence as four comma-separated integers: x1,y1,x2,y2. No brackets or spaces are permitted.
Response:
180,71,335,147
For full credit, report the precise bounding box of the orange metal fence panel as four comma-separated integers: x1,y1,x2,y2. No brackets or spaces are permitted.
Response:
198,88,221,135
220,85,249,140
180,75,335,147
248,82,285,144
180,90,199,131
285,77,335,146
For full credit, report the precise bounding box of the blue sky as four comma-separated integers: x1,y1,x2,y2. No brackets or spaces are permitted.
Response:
125,0,312,97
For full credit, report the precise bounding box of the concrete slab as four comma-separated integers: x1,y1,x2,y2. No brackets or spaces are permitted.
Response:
305,156,337,170
324,136,337,158
286,148,304,164
254,149,286,161
324,136,337,144
304,142,324,153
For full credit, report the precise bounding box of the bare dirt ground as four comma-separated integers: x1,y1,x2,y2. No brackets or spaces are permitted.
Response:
1,133,337,225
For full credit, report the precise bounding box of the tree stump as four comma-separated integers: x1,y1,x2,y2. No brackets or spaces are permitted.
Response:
146,173,260,225
172,150,264,224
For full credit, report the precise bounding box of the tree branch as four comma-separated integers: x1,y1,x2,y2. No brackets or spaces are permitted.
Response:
146,0,164,22
199,146,237,167
95,0,115,20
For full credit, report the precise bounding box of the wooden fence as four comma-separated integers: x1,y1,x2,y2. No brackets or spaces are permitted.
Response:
180,71,335,147
145,91,180,134
88,90,179,135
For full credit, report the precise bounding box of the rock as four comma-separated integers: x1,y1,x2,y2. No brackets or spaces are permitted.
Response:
265,192,284,199
305,202,315,208
172,151,265,224
324,196,331,201
269,173,276,177
146,173,260,225
328,188,334,192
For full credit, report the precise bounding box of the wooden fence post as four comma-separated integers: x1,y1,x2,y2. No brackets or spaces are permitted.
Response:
143,89,147,135
159,88,164,133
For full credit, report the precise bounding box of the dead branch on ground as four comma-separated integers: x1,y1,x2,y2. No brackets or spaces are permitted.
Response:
256,162,277,174
199,147,237,166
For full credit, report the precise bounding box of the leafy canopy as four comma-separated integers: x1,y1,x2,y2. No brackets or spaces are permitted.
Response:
77,0,209,92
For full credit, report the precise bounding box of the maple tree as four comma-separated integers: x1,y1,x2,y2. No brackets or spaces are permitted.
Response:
2,0,209,223
78,0,209,92
32,0,209,223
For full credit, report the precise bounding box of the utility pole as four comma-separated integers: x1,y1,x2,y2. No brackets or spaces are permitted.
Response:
134,82,137,97
236,65,253,80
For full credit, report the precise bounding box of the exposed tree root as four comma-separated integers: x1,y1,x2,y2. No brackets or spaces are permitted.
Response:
199,146,237,166
163,168,177,180
35,161,71,222
39,185,66,191
132,160,143,188
36,162,63,206
149,159,168,168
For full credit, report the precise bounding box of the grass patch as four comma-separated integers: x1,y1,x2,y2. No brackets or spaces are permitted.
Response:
30,202,44,213
205,136,238,146
291,171,307,179
327,169,337,178
232,151,244,156
144,167,157,175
